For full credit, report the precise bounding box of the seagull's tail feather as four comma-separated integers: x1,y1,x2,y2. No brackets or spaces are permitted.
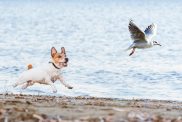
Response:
124,45,133,51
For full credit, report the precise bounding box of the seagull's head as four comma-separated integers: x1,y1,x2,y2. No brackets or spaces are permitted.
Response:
153,41,161,46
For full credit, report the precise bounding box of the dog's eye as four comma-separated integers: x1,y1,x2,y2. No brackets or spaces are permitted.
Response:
58,55,62,58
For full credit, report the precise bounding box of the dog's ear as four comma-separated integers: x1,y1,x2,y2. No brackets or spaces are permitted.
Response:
61,47,66,54
51,47,57,57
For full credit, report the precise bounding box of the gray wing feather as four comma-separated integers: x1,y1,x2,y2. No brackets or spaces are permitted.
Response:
128,20,146,42
144,23,157,40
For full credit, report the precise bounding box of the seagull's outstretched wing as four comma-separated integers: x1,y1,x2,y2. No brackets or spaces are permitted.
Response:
128,20,146,42
144,23,157,40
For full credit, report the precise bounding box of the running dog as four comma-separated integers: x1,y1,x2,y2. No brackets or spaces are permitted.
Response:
13,47,73,93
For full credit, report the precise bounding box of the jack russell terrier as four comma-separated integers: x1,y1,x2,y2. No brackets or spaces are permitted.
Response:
13,47,73,93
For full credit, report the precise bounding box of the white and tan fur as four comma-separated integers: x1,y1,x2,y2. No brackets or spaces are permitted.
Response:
13,47,73,93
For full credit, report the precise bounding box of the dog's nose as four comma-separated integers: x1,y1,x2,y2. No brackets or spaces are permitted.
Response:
65,58,69,62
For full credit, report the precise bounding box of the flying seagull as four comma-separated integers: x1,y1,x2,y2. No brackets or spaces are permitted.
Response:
127,20,161,56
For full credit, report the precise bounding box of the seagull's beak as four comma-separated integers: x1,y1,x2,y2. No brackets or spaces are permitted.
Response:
158,43,162,46
155,43,161,46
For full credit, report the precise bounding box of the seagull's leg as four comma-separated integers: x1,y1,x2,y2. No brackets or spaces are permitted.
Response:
129,48,135,56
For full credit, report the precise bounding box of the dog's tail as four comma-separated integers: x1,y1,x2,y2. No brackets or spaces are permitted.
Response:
27,64,33,70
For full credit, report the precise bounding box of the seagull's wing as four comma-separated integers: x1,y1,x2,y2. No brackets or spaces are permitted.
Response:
144,23,157,40
128,20,146,42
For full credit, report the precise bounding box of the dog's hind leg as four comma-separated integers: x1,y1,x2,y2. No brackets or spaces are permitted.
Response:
13,81,25,88
21,83,29,89
13,78,29,88
21,80,33,89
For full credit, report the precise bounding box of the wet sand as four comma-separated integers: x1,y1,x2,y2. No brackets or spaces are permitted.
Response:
0,94,181,122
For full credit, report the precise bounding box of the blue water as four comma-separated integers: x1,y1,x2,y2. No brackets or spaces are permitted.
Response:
0,0,182,101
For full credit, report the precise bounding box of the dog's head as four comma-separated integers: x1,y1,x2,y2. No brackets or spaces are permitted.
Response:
51,47,69,68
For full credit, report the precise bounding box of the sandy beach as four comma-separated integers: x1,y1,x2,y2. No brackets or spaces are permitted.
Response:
0,94,181,122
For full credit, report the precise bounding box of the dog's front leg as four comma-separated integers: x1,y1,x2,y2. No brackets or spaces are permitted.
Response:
58,76,73,89
45,77,57,93
47,82,57,93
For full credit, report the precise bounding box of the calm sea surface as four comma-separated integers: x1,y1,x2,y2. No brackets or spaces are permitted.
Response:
0,0,182,101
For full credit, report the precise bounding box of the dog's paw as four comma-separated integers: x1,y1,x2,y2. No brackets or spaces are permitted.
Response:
53,90,57,93
68,86,73,89
13,83,17,88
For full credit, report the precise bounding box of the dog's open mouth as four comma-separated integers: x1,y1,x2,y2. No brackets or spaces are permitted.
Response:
63,62,67,67
59,62,67,67
63,58,68,67
59,58,68,67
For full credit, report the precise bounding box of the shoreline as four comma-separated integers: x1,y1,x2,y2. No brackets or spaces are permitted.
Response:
5,92,182,102
0,93,181,122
